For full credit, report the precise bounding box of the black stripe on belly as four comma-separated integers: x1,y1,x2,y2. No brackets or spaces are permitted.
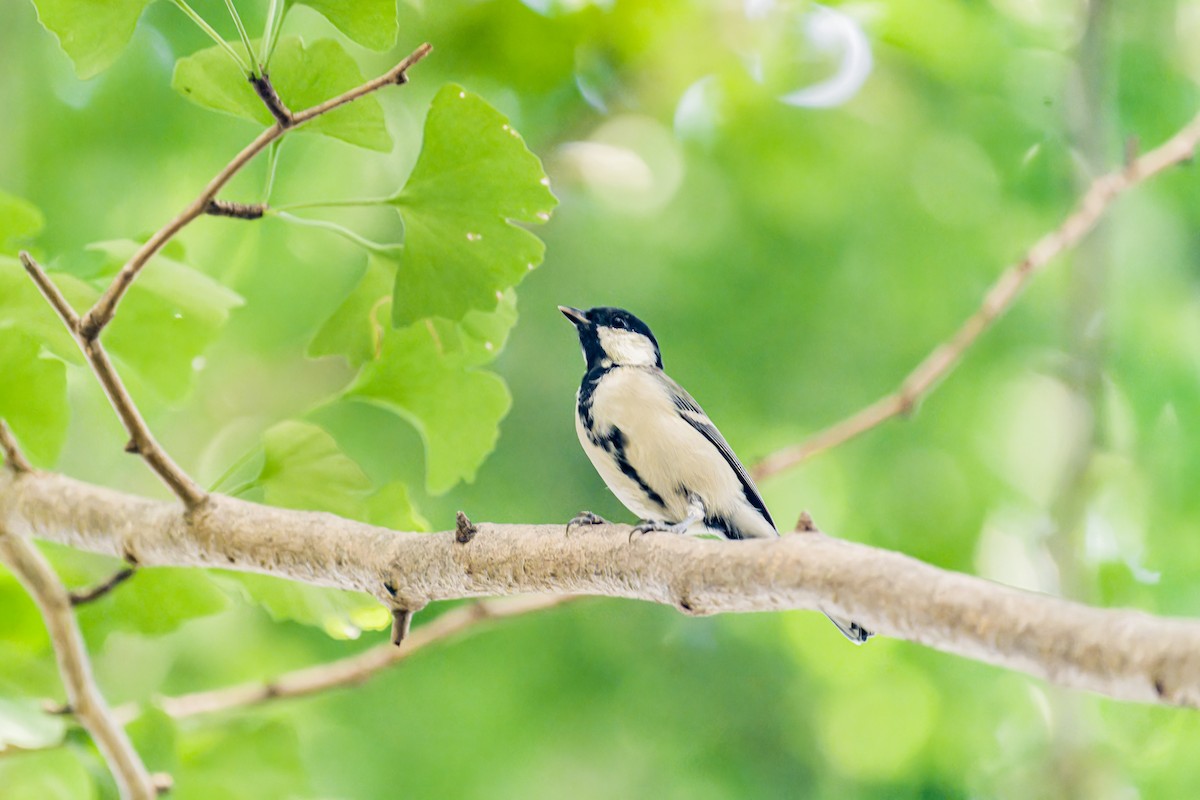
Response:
591,425,666,510
704,514,745,541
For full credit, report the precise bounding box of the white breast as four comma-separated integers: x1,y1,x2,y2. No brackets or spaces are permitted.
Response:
576,367,751,530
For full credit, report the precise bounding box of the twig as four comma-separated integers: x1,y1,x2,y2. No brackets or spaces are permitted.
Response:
6,470,1200,709
248,73,294,127
455,510,477,544
69,566,137,606
205,199,267,219
0,420,33,474
76,42,433,341
110,596,573,722
0,527,158,799
391,607,413,646
19,253,207,509
751,111,1200,481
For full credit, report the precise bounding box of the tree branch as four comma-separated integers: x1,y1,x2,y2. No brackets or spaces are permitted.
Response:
751,110,1200,481
3,471,1199,709
76,42,433,341
0,525,158,799
111,595,574,723
19,252,207,508
0,420,33,474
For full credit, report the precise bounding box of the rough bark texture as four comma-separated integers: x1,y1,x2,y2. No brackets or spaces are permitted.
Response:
3,471,1198,708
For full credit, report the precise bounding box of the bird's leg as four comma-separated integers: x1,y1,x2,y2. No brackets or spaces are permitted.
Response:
630,495,705,541
565,510,608,535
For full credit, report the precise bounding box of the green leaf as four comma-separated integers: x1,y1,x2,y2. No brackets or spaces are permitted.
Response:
0,256,87,365
211,420,396,635
0,330,68,466
89,241,244,401
367,480,429,531
75,568,229,642
0,695,65,751
259,420,373,517
126,705,178,775
307,255,391,367
172,36,392,151
31,0,149,79
388,84,557,325
216,572,384,639
285,0,398,51
349,299,516,493
0,191,45,253
175,720,309,800
0,748,95,800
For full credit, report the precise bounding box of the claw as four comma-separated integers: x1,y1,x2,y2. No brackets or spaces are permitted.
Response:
566,510,608,536
628,518,673,542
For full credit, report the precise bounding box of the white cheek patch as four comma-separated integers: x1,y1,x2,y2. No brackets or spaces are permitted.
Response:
597,328,658,366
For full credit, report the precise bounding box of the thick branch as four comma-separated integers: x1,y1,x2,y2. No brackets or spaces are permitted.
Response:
113,596,574,722
752,110,1200,481
19,253,207,508
76,42,433,341
0,526,158,799
3,471,1199,708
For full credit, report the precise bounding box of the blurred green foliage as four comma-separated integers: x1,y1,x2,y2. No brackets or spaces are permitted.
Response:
2,0,1200,797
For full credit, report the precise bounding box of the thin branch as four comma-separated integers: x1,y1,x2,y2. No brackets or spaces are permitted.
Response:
5,470,1200,709
69,566,137,606
19,252,207,507
0,527,158,800
76,42,433,341
0,420,33,474
751,110,1200,481
110,596,574,723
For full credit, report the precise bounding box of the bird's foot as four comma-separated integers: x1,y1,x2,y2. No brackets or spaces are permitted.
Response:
565,510,608,536
629,518,689,542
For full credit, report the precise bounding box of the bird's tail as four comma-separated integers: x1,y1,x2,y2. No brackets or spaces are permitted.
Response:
824,612,873,645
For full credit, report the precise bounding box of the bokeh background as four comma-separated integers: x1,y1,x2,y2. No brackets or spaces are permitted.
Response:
3,0,1200,797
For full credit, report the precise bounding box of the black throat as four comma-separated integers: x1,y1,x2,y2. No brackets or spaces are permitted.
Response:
575,325,608,372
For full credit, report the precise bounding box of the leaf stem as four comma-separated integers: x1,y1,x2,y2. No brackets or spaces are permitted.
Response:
273,197,395,211
273,211,402,256
263,0,288,65
262,140,284,203
223,0,261,75
170,0,250,74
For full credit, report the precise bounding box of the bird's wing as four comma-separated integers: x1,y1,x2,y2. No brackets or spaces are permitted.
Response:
663,374,777,533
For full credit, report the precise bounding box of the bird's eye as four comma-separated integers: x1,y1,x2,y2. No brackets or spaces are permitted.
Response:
612,318,627,330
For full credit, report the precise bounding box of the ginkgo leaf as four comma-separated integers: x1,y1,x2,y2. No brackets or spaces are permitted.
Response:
31,0,150,79
212,420,407,636
349,302,517,493
172,36,391,151
89,241,244,401
0,191,45,253
388,84,556,325
307,255,393,368
286,0,398,51
0,330,68,466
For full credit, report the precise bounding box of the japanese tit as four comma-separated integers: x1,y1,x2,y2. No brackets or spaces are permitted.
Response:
560,305,872,644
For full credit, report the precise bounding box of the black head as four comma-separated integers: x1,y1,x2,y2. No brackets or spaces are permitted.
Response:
559,306,662,371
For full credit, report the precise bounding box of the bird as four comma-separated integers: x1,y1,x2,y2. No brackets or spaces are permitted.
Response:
559,305,872,644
